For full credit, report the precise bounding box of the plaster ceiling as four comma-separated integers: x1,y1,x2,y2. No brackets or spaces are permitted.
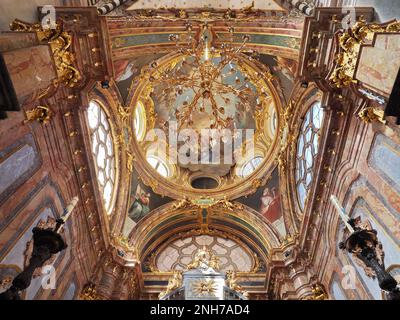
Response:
128,0,284,11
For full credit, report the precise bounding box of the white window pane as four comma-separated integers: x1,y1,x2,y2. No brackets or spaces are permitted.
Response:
306,172,312,187
147,156,159,168
157,163,169,177
101,111,110,130
305,145,313,168
98,170,105,186
253,157,263,167
106,135,113,156
97,145,106,169
297,183,306,209
92,134,98,153
103,181,112,207
87,100,117,214
305,127,312,142
98,127,106,142
313,136,319,154
295,100,323,211
88,103,99,129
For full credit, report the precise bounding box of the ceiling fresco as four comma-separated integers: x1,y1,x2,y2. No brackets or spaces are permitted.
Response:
122,165,173,236
127,0,284,11
114,53,167,102
105,9,300,293
236,166,286,238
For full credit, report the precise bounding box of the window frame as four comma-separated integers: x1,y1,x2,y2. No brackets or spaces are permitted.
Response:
86,99,118,215
295,101,325,211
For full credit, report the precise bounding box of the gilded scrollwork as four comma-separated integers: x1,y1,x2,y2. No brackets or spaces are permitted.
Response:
10,19,82,89
302,283,328,300
358,106,386,124
24,105,53,124
330,20,400,88
225,270,249,299
158,270,183,299
79,283,101,300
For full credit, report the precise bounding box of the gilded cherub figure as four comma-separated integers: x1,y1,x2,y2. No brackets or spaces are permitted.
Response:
158,270,183,299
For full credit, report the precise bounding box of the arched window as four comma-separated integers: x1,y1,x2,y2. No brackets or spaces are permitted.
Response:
87,100,117,214
147,155,170,178
295,101,324,210
240,156,264,177
134,101,146,142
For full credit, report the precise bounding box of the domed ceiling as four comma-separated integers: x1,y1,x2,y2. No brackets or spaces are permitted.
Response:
126,24,284,199
136,51,278,178
106,15,300,276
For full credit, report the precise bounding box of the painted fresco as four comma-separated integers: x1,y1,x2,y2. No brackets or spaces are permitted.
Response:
368,133,400,195
1,45,57,104
123,168,173,236
113,53,166,102
356,34,400,96
259,54,297,102
150,56,258,132
236,167,286,237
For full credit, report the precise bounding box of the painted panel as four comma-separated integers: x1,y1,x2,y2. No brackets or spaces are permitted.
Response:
127,0,283,11
356,34,400,96
236,167,286,238
0,134,41,205
122,166,173,236
1,45,57,104
62,280,77,300
112,32,300,51
331,279,347,300
0,145,36,194
368,133,400,193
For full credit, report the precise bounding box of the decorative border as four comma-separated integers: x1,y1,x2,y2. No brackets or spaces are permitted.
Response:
0,133,42,207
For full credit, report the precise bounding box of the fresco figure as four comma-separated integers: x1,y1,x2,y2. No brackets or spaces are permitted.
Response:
114,60,138,82
260,187,281,223
128,189,151,223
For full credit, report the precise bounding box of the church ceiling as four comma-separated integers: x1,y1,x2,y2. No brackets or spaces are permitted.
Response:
127,0,285,11
107,17,303,62
98,8,305,284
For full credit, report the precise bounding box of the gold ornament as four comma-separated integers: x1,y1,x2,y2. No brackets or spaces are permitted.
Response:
358,106,386,124
191,279,218,297
225,270,249,299
24,105,52,124
158,271,183,299
10,19,82,88
302,283,328,300
330,20,400,88
79,283,101,300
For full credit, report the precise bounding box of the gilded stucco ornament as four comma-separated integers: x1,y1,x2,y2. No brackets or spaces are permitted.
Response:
186,247,220,271
158,271,183,299
24,106,53,125
226,270,249,299
79,283,101,300
126,150,135,173
10,19,82,89
358,106,386,124
171,197,242,210
302,284,328,300
111,234,139,263
191,279,218,297
330,20,400,88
